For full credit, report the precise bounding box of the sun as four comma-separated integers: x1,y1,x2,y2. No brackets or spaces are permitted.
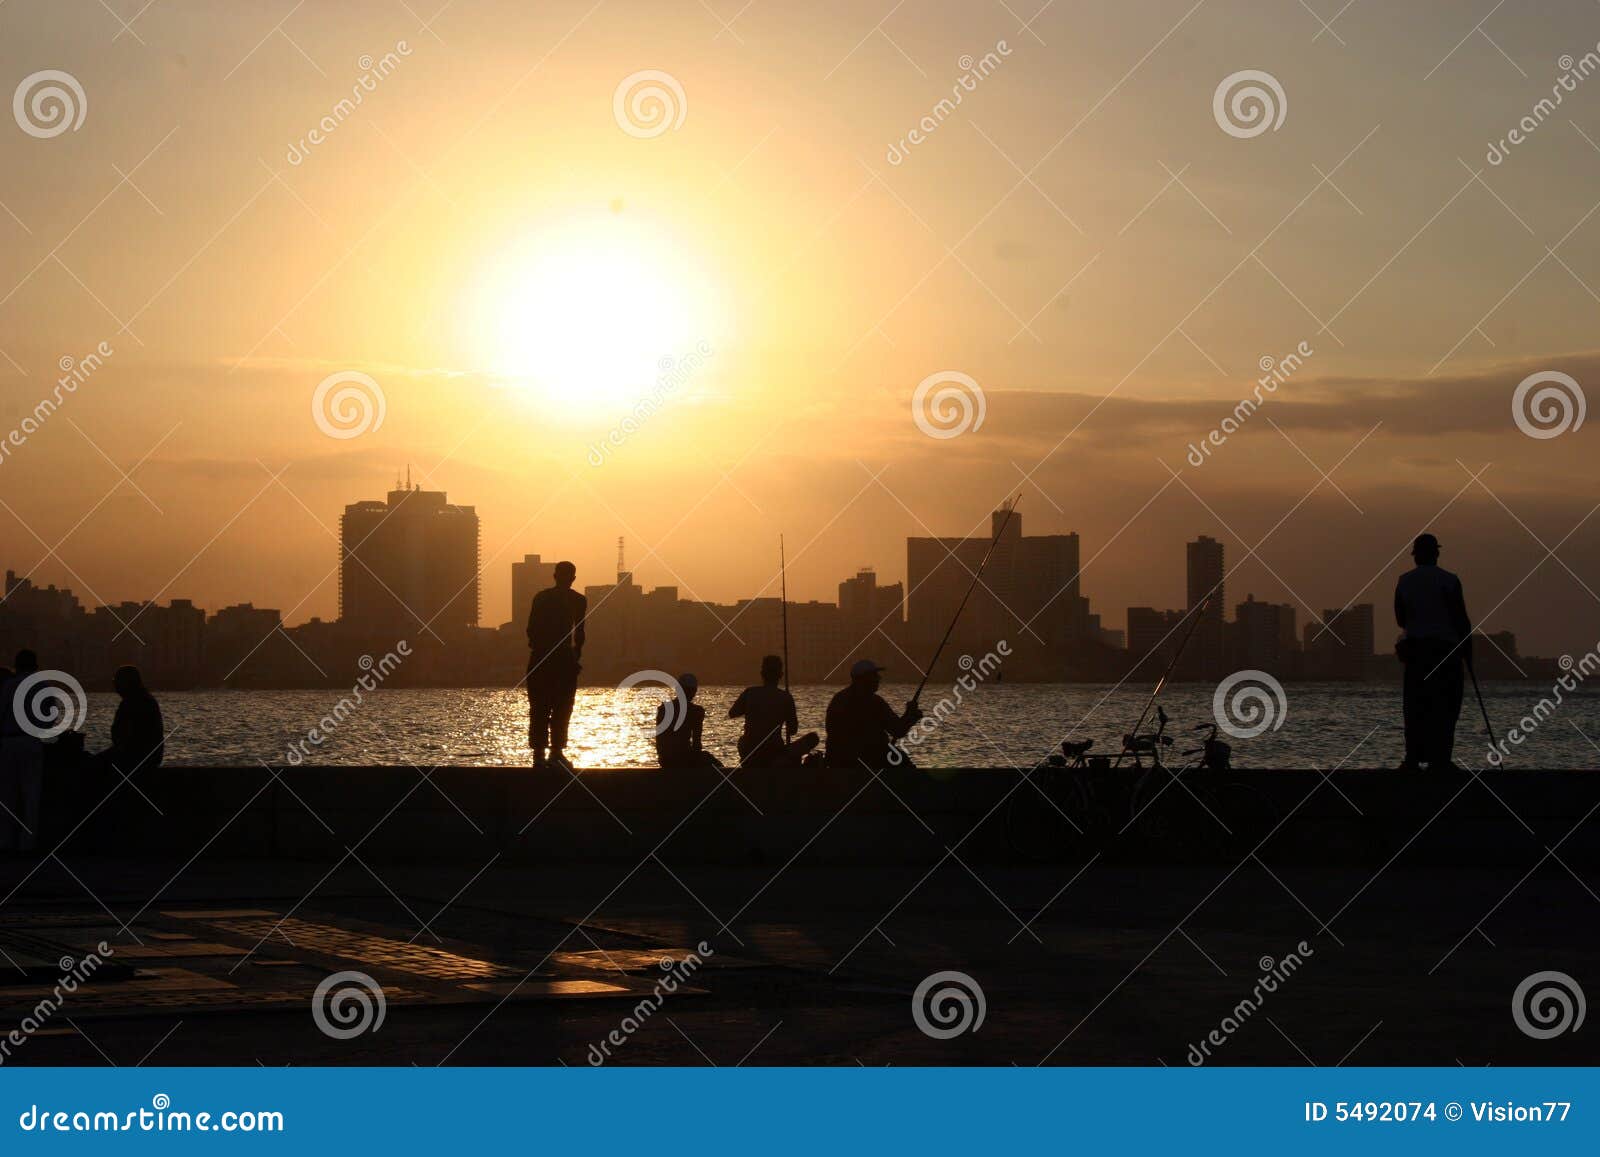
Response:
469,212,720,416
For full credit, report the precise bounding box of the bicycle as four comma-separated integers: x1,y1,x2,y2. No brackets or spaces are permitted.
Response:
1004,714,1281,862
1002,707,1183,862
1115,705,1176,770
1125,722,1280,858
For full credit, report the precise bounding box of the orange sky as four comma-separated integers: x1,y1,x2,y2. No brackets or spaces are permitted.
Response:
3,0,1600,654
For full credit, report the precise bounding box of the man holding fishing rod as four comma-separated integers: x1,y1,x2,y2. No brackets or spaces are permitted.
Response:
825,496,1019,771
825,659,924,770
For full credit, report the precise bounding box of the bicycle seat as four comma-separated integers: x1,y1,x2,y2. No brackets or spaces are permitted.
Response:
1062,739,1094,756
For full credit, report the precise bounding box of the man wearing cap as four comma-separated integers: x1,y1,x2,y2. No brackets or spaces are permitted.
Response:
825,660,923,771
1394,532,1473,770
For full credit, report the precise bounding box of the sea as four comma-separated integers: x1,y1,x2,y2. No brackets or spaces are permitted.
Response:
72,680,1600,769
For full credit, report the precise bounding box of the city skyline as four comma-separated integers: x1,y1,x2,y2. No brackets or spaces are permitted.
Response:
4,2,1600,660
0,483,1552,689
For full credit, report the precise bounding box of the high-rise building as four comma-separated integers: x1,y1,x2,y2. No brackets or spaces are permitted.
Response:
510,554,556,628
1126,606,1187,674
906,504,1089,678
86,599,205,687
1304,604,1376,679
1186,535,1225,616
339,485,481,636
1233,594,1297,672
838,566,904,650
2,570,82,622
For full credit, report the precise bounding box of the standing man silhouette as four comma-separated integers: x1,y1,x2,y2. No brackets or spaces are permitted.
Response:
1394,533,1473,770
526,560,586,771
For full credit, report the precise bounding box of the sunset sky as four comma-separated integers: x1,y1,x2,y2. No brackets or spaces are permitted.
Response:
3,0,1599,654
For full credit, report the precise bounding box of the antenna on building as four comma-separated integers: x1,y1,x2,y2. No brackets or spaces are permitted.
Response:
407,464,412,491
617,536,626,582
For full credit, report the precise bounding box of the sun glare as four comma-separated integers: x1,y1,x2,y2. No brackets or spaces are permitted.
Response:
470,214,719,417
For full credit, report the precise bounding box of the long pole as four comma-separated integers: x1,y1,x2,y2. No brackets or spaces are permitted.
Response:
911,495,1021,705
777,537,790,691
1468,661,1497,748
779,536,791,737
1127,589,1213,744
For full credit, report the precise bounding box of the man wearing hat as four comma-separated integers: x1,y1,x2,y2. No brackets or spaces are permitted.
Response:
824,659,922,771
1394,532,1474,769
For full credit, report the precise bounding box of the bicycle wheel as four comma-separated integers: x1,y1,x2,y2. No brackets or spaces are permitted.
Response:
1005,770,1094,862
1127,768,1221,857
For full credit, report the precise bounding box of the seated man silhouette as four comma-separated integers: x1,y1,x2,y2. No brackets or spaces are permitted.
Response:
0,650,47,853
824,659,921,771
729,655,817,768
655,674,721,769
100,665,164,774
1394,532,1472,770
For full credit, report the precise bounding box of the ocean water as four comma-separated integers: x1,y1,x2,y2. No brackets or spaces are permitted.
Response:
71,681,1600,769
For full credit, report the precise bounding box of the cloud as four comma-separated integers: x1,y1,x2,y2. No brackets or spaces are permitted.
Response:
966,350,1600,441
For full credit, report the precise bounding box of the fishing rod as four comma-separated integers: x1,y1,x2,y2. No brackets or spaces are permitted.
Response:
1127,589,1214,743
780,534,793,697
1467,651,1498,750
911,495,1021,706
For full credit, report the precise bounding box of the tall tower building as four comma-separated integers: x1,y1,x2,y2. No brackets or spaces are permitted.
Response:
339,485,481,636
511,554,556,628
1186,535,1225,615
1185,535,1226,678
906,504,1088,678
